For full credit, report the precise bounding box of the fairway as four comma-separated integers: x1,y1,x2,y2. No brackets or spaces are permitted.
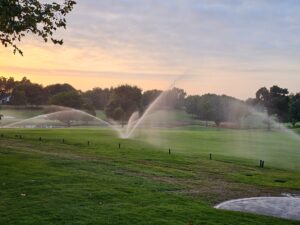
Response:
0,128,299,225
137,127,300,171
2,0,300,224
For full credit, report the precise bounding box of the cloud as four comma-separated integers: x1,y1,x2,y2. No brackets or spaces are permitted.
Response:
2,0,300,98
63,0,300,67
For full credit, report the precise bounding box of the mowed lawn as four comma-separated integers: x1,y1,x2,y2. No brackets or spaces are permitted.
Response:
0,128,299,225
0,108,43,119
136,126,300,171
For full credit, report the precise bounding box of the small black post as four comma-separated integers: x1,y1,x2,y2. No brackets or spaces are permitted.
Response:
259,160,265,168
39,137,42,141
62,139,65,143
169,148,171,154
259,160,262,168
209,153,212,160
0,134,3,138
118,143,121,149
19,135,22,139
87,141,90,146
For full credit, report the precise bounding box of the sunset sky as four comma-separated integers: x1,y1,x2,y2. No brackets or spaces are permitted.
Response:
1,0,300,99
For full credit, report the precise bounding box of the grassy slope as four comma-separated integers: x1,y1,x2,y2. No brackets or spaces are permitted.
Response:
0,129,299,225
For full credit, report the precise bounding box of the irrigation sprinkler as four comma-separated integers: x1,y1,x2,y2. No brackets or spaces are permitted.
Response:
62,139,65,143
259,160,265,168
169,148,171,154
0,134,3,138
87,141,90,146
39,137,42,141
209,153,212,160
118,143,121,149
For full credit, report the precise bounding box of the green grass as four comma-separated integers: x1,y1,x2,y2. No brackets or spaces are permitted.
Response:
136,126,300,171
0,128,299,224
0,107,43,127
0,108,42,119
96,110,106,119
293,127,300,134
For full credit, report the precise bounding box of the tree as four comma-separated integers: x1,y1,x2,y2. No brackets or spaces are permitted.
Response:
105,85,142,123
141,89,162,109
208,94,224,126
10,89,27,105
289,93,300,127
185,95,200,117
25,83,46,105
49,91,83,109
255,85,289,122
168,87,186,109
269,85,289,122
0,0,76,55
0,76,16,97
82,99,96,116
185,93,248,127
256,87,270,103
185,94,215,125
83,88,111,110
11,82,46,106
45,83,76,97
199,94,214,126
184,94,222,126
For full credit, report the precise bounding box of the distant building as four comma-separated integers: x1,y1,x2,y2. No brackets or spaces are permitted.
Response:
0,95,11,104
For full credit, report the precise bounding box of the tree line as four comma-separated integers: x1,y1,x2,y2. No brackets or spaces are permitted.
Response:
185,86,300,127
0,76,300,127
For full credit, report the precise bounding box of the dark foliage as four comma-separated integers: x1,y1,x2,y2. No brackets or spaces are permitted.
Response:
104,85,142,123
0,0,76,55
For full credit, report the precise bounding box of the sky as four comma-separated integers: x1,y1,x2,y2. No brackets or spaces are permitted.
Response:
1,0,300,99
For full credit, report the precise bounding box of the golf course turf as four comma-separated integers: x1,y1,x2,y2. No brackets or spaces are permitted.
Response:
0,128,299,225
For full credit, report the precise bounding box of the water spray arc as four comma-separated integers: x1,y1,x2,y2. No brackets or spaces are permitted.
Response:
0,86,176,140
0,88,170,140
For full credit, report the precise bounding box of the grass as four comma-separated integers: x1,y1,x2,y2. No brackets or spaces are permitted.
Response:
0,108,42,119
0,106,43,127
0,128,299,225
293,127,300,134
136,126,300,171
96,110,106,119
